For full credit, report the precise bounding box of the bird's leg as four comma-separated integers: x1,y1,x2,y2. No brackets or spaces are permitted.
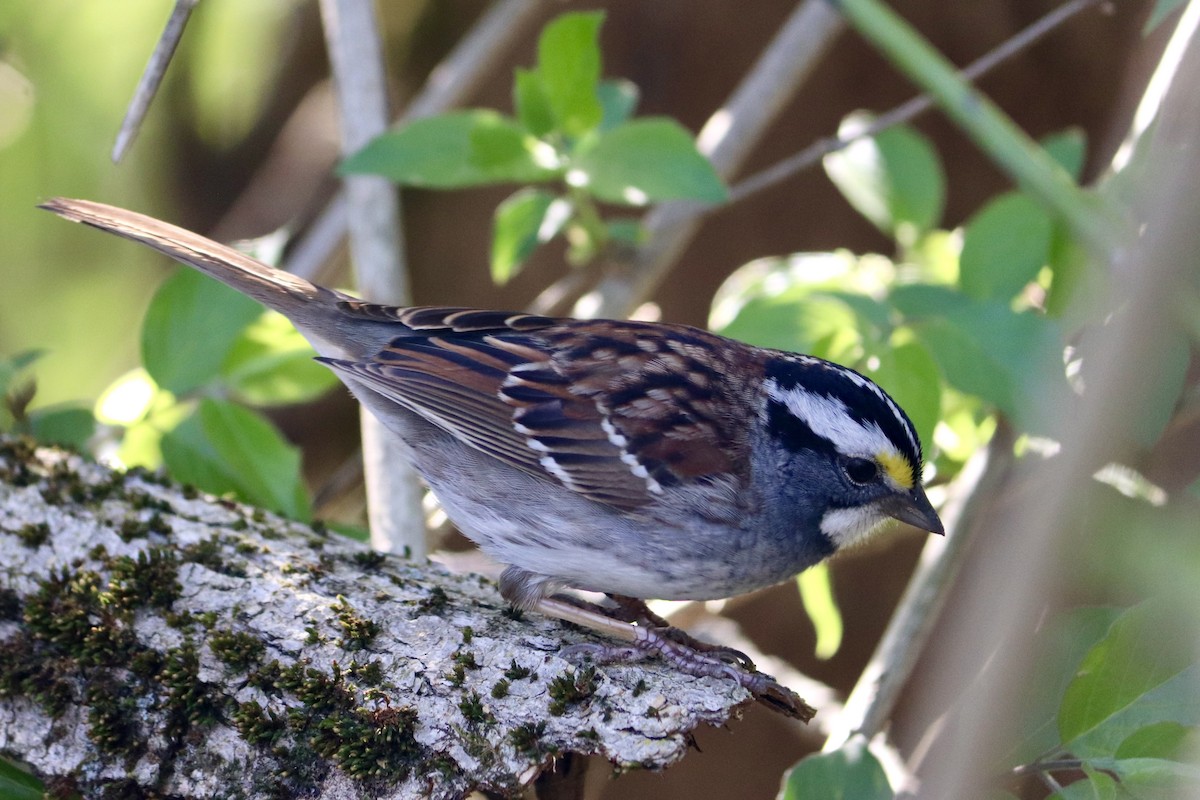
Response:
605,594,756,669
533,596,814,721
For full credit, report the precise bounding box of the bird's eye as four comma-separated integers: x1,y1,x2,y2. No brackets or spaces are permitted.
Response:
845,457,879,485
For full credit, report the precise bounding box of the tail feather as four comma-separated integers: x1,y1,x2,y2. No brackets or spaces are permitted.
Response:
40,197,330,320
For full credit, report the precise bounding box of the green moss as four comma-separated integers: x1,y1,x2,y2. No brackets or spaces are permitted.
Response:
332,596,381,651
445,663,466,687
460,626,473,644
311,705,419,783
453,650,479,671
416,586,449,614
503,659,532,681
0,635,75,717
458,691,494,725
352,550,387,571
106,547,180,610
490,678,510,699
632,678,647,697
209,629,266,672
509,721,547,759
547,665,598,716
345,659,384,686
15,522,49,548
118,512,172,542
161,643,220,738
0,587,21,620
234,700,287,746
86,677,145,759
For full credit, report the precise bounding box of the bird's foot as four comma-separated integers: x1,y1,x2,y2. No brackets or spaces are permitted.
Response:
561,624,814,721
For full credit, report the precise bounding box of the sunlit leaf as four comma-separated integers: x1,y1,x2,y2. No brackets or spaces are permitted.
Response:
779,737,892,800
340,112,558,187
490,188,564,284
29,405,94,449
797,565,843,660
1042,129,1087,182
959,192,1053,302
570,118,726,205
221,312,337,406
597,78,638,132
0,757,42,800
141,269,261,395
536,11,605,137
161,398,309,520
824,115,945,245
513,68,555,137
1059,601,1200,757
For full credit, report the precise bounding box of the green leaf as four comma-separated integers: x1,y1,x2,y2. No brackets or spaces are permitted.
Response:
1006,607,1125,767
959,192,1053,302
1059,601,1200,757
220,312,338,406
490,188,565,284
893,285,1065,430
161,398,309,520
597,78,638,132
142,268,262,395
1115,722,1190,760
1042,129,1087,182
513,68,555,137
340,111,558,187
1144,0,1187,34
824,116,945,245
866,338,941,454
780,737,893,800
0,757,42,800
571,118,726,205
0,349,44,399
797,564,843,660
29,406,95,449
719,291,861,363
536,11,605,137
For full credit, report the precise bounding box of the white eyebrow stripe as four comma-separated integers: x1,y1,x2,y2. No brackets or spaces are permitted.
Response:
765,379,898,458
821,363,918,455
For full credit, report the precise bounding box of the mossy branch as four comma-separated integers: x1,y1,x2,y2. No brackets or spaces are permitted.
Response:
0,439,774,800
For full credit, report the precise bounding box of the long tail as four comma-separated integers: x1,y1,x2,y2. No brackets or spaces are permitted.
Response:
40,198,331,320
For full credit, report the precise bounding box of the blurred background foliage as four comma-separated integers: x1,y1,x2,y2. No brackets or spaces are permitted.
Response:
2,1,1199,798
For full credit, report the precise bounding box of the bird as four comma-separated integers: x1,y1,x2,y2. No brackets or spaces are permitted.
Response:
42,197,943,718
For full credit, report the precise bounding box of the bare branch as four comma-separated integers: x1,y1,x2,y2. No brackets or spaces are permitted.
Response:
284,0,546,282
318,0,424,558
726,0,1106,207
111,0,200,163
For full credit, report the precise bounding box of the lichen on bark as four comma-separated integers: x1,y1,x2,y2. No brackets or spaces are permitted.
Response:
0,438,761,799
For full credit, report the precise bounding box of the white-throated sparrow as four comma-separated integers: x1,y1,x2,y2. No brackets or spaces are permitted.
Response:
44,198,943,718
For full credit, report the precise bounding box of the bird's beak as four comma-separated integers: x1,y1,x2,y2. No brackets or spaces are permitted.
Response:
884,487,944,535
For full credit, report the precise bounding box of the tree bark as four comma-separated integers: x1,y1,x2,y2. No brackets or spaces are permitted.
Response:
0,438,767,799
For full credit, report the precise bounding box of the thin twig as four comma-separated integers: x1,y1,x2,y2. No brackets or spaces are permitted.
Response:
284,0,545,281
822,422,1017,752
318,0,425,557
112,0,200,163
585,0,846,319
726,0,1106,207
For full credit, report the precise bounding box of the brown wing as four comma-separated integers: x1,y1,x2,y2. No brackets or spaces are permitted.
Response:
322,309,761,511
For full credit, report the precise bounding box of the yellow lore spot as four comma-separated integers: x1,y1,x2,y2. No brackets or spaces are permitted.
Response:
877,450,915,490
